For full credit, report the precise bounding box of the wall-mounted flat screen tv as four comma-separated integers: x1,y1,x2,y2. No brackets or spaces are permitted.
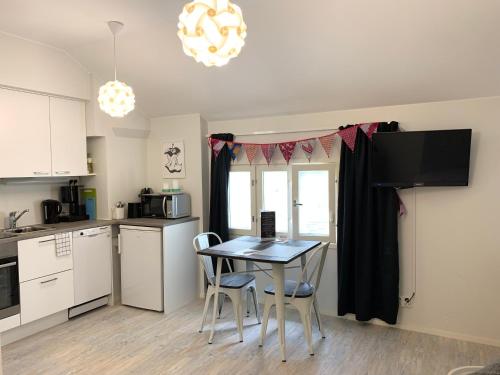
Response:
372,129,472,187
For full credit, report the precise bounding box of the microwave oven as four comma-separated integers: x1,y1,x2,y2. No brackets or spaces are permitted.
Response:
141,193,191,219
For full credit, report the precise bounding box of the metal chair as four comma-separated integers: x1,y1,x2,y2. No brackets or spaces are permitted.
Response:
259,242,329,356
193,232,260,342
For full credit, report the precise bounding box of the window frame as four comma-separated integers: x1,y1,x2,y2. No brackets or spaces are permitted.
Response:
255,164,291,238
228,165,256,236
291,163,337,243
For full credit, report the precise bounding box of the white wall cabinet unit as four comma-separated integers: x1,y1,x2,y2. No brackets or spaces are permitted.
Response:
49,97,87,177
0,88,51,177
18,235,74,325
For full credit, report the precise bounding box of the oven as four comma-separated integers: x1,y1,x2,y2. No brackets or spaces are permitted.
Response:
0,241,20,319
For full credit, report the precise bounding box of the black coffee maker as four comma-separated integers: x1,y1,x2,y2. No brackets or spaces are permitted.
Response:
59,180,88,222
41,199,63,224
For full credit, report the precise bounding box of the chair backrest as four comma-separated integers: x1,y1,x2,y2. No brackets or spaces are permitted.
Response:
193,232,222,284
291,242,330,299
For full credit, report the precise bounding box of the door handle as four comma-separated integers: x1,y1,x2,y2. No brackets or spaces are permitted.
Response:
293,200,303,207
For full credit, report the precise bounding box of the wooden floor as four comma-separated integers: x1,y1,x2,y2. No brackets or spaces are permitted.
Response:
3,301,500,375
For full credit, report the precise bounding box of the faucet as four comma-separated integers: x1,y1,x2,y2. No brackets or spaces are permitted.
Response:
8,209,29,230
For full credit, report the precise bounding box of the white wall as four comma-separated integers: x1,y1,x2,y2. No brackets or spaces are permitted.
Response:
209,96,500,347
84,75,150,219
0,32,90,100
147,114,206,231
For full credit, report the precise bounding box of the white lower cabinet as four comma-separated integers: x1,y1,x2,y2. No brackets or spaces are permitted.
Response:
18,235,75,325
20,270,74,325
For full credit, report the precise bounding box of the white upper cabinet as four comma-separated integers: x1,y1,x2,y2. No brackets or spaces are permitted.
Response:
0,88,52,177
49,97,87,176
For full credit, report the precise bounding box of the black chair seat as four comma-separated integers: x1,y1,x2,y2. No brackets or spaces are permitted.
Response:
211,273,256,289
264,280,315,298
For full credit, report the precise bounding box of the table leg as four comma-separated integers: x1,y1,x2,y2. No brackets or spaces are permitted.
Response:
208,257,222,344
272,263,286,362
246,261,254,316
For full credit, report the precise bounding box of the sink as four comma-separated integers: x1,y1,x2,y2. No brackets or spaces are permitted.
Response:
3,226,54,234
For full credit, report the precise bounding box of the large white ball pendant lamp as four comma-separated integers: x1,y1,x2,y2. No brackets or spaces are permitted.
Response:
177,0,247,67
98,21,135,118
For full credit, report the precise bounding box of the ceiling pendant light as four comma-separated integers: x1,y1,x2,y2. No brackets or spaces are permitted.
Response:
177,0,247,67
98,21,135,118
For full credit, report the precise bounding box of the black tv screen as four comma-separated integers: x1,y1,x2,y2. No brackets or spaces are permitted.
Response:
372,129,472,187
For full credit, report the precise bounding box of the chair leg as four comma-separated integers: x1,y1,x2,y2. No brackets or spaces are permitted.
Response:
250,285,261,324
218,293,225,319
199,289,213,333
230,291,244,342
298,305,314,356
246,288,251,317
259,295,273,347
313,296,326,338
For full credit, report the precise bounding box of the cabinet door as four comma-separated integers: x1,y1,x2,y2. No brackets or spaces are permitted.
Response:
0,88,51,177
50,97,87,176
120,227,163,311
20,270,74,324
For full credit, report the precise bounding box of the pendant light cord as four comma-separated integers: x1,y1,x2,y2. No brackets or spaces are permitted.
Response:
113,34,117,81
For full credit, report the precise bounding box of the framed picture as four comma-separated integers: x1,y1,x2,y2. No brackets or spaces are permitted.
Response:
162,140,185,178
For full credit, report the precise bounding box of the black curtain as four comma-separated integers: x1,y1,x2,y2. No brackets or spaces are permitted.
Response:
337,121,400,324
209,133,234,273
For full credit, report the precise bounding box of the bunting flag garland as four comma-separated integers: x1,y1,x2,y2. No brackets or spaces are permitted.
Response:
338,126,358,151
318,133,335,157
359,122,379,139
299,139,315,161
278,141,296,164
210,138,225,158
261,144,277,165
208,121,390,163
228,142,242,161
244,144,258,164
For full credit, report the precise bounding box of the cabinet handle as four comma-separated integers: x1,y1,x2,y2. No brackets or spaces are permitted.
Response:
118,234,121,255
0,262,17,269
55,171,70,175
40,277,58,284
33,171,49,176
38,239,55,244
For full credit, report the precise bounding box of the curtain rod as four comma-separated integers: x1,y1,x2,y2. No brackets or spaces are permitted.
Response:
205,121,392,138
204,126,341,138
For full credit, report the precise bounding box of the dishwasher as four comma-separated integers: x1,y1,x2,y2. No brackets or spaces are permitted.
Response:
69,226,112,318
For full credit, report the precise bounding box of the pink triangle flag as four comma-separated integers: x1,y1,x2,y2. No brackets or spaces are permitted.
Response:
318,133,335,157
299,140,315,161
261,144,277,165
210,138,226,158
278,141,296,164
244,144,258,164
338,126,359,151
359,122,379,139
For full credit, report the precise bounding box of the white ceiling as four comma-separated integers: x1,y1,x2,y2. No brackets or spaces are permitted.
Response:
0,0,499,120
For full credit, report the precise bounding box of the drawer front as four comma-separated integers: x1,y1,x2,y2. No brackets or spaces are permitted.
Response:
18,235,73,282
20,270,74,325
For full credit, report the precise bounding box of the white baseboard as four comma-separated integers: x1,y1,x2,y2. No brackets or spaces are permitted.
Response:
321,309,500,348
0,310,68,346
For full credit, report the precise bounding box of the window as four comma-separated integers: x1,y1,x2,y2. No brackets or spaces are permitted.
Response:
228,165,255,235
257,166,289,235
292,164,335,241
228,163,336,242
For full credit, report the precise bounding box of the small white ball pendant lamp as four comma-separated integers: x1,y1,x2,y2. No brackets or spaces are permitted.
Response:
98,21,135,118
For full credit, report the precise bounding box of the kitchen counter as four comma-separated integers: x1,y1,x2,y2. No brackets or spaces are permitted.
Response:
0,216,200,245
